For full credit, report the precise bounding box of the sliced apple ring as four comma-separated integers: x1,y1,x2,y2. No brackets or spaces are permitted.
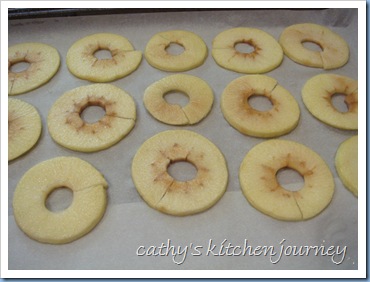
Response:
302,74,357,130
48,84,136,152
13,156,108,244
131,130,228,216
144,30,207,71
8,42,60,95
221,75,300,138
8,98,42,161
239,139,335,221
335,135,358,197
66,33,142,82
212,27,283,74
279,23,349,69
144,74,214,125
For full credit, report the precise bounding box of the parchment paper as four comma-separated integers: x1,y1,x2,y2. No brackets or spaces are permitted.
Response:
7,8,359,272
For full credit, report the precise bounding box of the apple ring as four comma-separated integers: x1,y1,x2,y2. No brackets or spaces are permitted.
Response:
279,23,349,69
131,130,228,216
144,74,214,125
239,139,335,221
335,135,358,197
221,75,300,137
8,98,42,161
13,156,108,244
8,42,60,95
212,27,283,74
144,30,207,71
66,33,142,82
48,84,136,152
302,74,357,130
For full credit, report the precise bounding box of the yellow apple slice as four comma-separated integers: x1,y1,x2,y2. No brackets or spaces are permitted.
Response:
8,98,42,161
335,135,358,196
279,23,349,69
8,42,60,95
240,139,335,221
13,156,108,244
144,74,214,125
212,27,283,73
302,73,357,130
221,75,300,137
48,84,136,152
145,30,207,71
132,130,228,216
66,33,142,82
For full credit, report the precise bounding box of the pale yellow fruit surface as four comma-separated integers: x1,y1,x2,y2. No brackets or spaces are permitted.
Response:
145,30,207,71
132,130,228,216
212,27,283,73
302,74,357,130
144,74,214,125
8,42,60,95
13,156,108,244
240,139,334,221
279,23,349,69
48,84,136,152
335,135,358,197
8,98,42,161
221,75,300,137
66,33,142,82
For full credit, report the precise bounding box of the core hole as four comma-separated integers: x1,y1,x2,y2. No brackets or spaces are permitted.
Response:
165,43,185,56
235,42,255,54
302,41,323,52
331,93,349,113
10,61,31,73
276,168,304,192
164,91,190,107
45,187,73,212
94,49,113,60
81,105,106,124
247,95,273,111
167,161,198,182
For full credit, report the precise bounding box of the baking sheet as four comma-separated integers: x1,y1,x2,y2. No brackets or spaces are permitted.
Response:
7,8,359,272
